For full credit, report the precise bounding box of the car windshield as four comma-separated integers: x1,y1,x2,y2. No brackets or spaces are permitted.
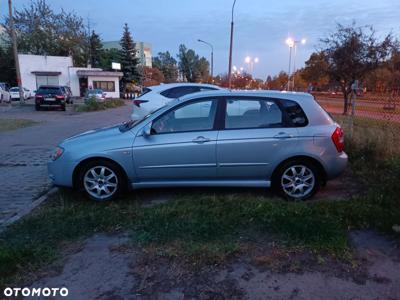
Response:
37,87,63,95
119,105,167,132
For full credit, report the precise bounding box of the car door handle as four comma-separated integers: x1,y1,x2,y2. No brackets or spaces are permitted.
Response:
192,136,211,144
273,132,294,139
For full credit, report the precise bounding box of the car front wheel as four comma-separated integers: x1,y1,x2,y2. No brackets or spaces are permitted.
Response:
80,161,124,201
274,160,320,201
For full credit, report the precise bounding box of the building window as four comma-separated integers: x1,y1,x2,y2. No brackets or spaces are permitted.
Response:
93,81,115,92
36,75,59,88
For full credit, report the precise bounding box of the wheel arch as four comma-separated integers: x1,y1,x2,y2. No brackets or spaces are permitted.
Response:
271,155,327,186
72,156,130,189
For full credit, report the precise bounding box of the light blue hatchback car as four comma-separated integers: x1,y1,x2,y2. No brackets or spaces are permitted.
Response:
48,90,347,201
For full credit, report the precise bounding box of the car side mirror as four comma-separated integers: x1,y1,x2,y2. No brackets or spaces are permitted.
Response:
142,122,152,137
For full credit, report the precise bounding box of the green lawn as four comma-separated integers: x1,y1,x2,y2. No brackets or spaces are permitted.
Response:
1,115,399,287
0,118,38,132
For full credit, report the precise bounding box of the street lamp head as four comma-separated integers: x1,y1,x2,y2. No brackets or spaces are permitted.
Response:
254,57,259,63
245,56,251,64
301,38,307,45
286,37,294,48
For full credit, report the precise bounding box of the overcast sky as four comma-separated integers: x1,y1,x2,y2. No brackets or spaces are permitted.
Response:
2,0,399,78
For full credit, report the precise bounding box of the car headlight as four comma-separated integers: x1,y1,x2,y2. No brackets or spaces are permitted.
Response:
51,147,64,161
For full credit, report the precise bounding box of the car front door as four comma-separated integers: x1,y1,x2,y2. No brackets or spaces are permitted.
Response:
216,97,299,181
133,98,220,182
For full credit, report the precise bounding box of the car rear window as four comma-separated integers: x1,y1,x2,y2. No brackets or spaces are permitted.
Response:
37,87,63,95
10,87,19,92
161,86,200,98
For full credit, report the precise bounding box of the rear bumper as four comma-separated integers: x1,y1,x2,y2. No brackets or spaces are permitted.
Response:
325,152,348,180
36,99,65,106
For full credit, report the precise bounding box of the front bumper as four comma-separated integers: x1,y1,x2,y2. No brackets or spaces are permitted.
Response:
48,159,76,187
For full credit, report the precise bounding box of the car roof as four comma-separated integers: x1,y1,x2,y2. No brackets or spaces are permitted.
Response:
146,83,224,92
178,89,314,102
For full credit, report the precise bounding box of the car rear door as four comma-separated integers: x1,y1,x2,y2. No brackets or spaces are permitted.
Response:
216,97,299,181
133,97,220,181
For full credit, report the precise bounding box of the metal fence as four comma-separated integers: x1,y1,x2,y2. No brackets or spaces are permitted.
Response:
313,92,400,158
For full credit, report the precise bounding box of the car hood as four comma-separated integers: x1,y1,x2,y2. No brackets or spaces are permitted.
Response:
61,124,132,147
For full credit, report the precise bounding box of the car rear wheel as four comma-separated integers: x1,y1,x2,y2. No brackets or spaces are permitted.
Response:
79,160,124,201
61,104,66,111
274,160,320,201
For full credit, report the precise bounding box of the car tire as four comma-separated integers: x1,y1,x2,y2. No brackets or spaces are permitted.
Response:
61,104,66,111
273,160,321,201
79,160,125,201
35,104,40,111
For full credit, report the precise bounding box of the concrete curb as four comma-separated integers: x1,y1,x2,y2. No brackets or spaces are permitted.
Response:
0,187,58,233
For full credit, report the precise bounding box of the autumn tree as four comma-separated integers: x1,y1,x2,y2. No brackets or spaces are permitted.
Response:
320,23,392,114
142,67,165,87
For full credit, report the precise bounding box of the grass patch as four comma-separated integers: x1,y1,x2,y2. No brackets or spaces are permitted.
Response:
0,114,399,286
75,98,125,112
0,118,38,132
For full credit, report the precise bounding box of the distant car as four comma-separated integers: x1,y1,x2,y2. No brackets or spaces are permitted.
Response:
61,86,73,104
9,87,31,100
130,83,224,120
48,90,347,202
85,89,106,102
0,82,10,103
35,85,67,111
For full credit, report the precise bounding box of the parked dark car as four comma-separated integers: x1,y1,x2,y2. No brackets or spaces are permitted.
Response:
61,86,73,104
35,86,67,111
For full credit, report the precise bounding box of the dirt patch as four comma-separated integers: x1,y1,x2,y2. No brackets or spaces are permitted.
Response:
24,231,399,299
27,234,137,299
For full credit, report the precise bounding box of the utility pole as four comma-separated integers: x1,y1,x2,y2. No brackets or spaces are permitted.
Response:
228,0,237,89
8,0,24,104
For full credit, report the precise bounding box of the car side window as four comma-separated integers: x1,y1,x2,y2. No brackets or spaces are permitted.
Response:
152,99,217,134
161,86,200,99
225,98,283,129
279,99,308,127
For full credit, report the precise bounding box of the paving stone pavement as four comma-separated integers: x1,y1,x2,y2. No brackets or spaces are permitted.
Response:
0,102,132,226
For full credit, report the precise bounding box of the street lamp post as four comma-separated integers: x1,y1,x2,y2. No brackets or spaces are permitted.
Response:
285,37,306,91
8,0,24,104
228,0,237,89
198,39,214,81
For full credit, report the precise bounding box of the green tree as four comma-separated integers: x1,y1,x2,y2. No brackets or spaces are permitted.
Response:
0,46,16,85
99,48,121,71
195,57,210,82
320,23,392,114
177,44,210,82
3,0,88,66
153,51,178,83
119,23,140,90
88,30,104,68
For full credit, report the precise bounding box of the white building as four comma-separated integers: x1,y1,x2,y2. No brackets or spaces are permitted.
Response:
103,41,152,67
18,54,123,98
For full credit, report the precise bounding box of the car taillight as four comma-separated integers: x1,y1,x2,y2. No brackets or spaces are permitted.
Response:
133,100,149,107
55,95,65,100
36,95,43,99
331,127,344,152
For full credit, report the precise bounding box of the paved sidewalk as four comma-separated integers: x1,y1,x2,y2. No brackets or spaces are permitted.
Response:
0,103,132,226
